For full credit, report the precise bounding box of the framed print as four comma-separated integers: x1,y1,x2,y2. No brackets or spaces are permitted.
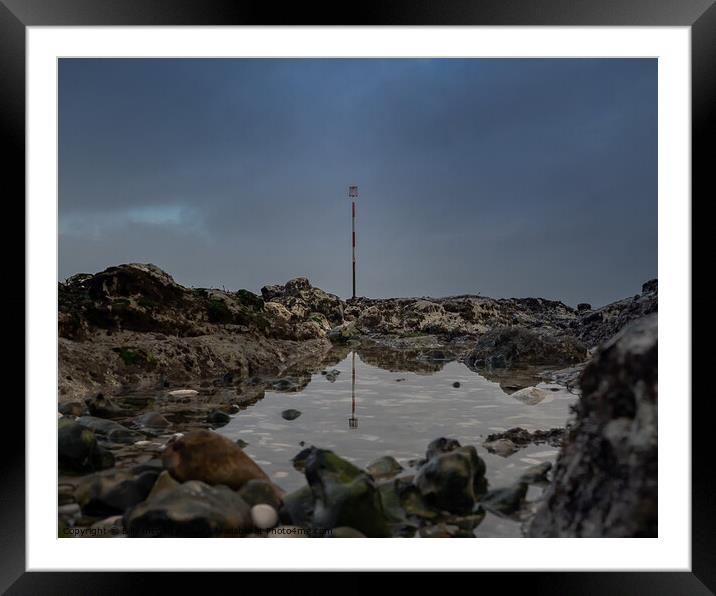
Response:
5,0,709,589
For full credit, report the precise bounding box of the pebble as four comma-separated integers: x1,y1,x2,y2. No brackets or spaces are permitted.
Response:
168,389,198,397
251,504,278,529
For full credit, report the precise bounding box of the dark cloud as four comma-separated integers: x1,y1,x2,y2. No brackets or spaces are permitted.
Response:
59,58,657,306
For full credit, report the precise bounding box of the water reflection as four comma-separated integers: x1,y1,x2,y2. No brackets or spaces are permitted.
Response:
349,351,358,429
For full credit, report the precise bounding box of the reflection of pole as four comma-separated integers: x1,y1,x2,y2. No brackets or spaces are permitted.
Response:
349,350,358,429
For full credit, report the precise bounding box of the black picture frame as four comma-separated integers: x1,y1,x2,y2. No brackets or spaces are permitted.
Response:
5,0,708,590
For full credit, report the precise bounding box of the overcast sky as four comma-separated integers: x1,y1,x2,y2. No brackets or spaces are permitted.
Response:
59,58,656,307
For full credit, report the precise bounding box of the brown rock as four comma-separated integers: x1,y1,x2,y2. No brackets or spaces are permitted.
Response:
161,430,283,496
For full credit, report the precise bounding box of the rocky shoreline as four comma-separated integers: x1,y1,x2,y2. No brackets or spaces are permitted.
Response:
58,263,657,537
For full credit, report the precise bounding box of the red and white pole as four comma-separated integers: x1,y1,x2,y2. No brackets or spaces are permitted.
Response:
349,185,358,299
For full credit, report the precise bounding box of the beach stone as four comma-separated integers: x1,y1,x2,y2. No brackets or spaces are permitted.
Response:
479,482,528,516
520,462,552,484
168,389,198,397
136,411,171,428
124,480,252,537
75,468,159,516
281,409,302,421
510,386,549,405
161,429,278,493
59,401,87,417
85,393,132,419
251,504,279,529
452,381,461,388
206,409,231,427
76,416,144,444
58,420,115,472
366,455,404,481
482,438,518,457
147,470,180,501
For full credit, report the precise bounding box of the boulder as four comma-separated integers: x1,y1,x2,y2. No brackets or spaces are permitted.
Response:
75,468,159,516
58,420,115,472
529,314,657,537
415,440,487,514
366,455,404,481
124,481,252,537
161,429,279,494
76,416,144,444
303,448,391,537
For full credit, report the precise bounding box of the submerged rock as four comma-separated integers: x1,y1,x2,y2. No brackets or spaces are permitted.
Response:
483,427,565,449
161,430,278,494
124,481,252,537
529,314,658,537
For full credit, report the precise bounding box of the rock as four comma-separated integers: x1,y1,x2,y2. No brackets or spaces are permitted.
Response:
577,303,592,312
271,378,305,392
238,479,283,510
147,470,180,501
58,503,81,523
251,504,279,529
262,277,344,327
452,381,461,388
520,462,552,484
641,279,657,294
58,401,87,417
124,481,252,537
281,409,302,421
76,416,145,444
303,448,391,537
483,427,565,448
75,468,159,516
480,482,528,516
328,322,360,344
291,447,314,472
425,437,462,460
465,327,587,369
161,429,278,494
279,485,315,527
322,368,341,382
482,438,518,457
58,420,115,472
206,409,231,427
415,440,487,515
332,526,366,538
85,393,132,419
366,455,404,480
529,314,657,537
168,389,198,397
136,411,171,429
509,386,549,405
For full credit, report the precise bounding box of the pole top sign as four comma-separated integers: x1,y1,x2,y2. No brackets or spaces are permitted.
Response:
348,185,358,198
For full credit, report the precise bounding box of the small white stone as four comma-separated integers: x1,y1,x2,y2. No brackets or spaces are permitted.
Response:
251,504,278,530
133,440,151,446
168,389,198,397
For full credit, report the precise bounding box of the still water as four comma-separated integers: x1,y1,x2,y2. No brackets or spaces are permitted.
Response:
220,350,578,537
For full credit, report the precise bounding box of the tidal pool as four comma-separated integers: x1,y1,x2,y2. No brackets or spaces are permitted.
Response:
219,349,578,537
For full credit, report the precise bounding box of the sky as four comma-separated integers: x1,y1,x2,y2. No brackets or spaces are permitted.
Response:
59,58,657,307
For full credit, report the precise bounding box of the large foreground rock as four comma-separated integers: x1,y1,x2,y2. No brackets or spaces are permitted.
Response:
124,481,252,537
161,430,281,495
529,314,657,537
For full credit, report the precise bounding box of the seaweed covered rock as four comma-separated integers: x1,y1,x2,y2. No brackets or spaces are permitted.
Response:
415,439,487,514
529,314,657,537
58,420,115,472
302,448,391,537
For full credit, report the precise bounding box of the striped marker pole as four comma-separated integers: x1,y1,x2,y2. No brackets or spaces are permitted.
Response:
348,185,358,299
